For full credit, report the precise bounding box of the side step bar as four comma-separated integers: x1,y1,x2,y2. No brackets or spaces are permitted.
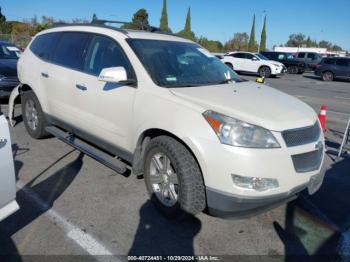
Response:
46,126,127,174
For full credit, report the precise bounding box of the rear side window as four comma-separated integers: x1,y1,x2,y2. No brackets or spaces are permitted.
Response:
297,53,306,58
336,59,350,67
52,32,90,70
323,58,335,65
30,33,61,61
83,35,134,77
307,53,316,59
232,53,246,59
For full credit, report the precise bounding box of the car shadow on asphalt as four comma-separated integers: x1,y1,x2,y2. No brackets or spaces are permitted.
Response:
128,199,201,256
0,150,83,261
274,157,350,261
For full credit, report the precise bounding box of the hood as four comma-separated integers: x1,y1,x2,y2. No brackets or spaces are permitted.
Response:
170,81,317,132
267,60,284,67
0,59,18,77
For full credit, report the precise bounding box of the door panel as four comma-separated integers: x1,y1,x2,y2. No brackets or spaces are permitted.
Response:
73,34,137,151
0,115,18,221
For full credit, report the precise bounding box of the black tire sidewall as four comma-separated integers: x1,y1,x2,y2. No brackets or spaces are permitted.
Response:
259,66,271,78
143,137,206,218
22,91,48,139
144,145,182,217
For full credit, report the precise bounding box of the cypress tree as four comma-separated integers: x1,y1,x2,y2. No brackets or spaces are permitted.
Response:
0,7,6,24
248,15,256,52
160,0,171,33
259,16,267,51
184,7,191,33
177,7,196,41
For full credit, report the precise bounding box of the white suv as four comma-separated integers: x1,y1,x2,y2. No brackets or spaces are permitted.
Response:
11,23,325,218
221,52,286,78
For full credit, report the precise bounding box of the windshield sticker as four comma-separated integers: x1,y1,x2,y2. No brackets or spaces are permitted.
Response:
6,46,20,52
224,71,231,80
166,76,177,82
197,48,214,58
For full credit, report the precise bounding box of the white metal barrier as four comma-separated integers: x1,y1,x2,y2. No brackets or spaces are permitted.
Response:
338,118,350,158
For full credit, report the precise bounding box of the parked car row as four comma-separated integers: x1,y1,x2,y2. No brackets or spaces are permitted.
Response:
0,41,20,98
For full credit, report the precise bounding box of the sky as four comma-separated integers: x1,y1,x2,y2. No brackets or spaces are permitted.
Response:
1,0,350,50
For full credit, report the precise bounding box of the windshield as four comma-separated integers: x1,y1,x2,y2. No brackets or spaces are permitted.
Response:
127,39,243,87
0,45,21,59
255,54,269,60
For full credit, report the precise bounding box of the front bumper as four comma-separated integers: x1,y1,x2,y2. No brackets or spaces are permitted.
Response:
207,163,326,218
0,200,19,222
272,66,287,75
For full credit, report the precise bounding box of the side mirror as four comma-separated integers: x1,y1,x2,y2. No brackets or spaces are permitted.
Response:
98,67,128,83
252,57,258,61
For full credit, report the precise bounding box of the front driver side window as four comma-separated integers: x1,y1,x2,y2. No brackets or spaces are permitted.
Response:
84,35,134,79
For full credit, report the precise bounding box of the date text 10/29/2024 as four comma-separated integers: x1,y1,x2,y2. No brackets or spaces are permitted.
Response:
128,256,220,261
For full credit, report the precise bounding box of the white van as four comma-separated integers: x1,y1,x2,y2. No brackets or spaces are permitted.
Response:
10,22,325,218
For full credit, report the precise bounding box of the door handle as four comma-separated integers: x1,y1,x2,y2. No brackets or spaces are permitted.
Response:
76,84,87,91
41,72,49,78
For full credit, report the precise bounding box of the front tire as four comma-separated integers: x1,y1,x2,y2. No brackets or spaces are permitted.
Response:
144,136,206,218
22,91,49,139
287,66,299,74
259,66,271,78
322,71,334,81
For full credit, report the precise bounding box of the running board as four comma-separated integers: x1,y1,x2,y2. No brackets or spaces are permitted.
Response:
46,126,127,174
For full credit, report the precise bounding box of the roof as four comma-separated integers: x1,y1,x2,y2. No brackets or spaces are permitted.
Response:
46,23,192,43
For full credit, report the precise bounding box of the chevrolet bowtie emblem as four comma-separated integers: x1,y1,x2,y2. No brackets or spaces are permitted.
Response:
0,138,7,149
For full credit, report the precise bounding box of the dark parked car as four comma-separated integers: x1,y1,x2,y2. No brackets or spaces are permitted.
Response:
0,41,20,98
260,51,306,74
314,57,350,81
294,52,323,70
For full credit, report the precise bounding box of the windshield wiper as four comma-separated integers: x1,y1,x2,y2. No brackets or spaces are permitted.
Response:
217,78,238,84
165,84,203,88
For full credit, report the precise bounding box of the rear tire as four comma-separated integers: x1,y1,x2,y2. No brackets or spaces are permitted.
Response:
22,91,50,139
144,136,206,218
322,71,334,81
225,63,234,70
259,66,271,78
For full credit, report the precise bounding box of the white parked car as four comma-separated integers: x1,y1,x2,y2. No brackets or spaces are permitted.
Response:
0,114,19,222
221,52,287,78
10,22,325,218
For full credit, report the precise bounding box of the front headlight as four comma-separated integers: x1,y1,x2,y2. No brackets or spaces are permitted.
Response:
203,110,280,148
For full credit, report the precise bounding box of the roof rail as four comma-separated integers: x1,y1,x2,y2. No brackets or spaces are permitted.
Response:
51,22,129,35
91,18,164,33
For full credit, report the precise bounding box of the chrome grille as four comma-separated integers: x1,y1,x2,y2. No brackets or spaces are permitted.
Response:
282,122,321,147
292,147,323,173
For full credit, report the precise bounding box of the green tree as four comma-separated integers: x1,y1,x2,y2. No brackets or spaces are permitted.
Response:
259,16,266,51
224,32,249,51
122,9,150,30
0,7,6,24
177,7,196,41
286,33,306,47
197,37,223,52
160,0,171,33
248,15,256,52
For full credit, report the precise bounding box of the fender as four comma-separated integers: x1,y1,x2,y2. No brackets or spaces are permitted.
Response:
8,85,21,127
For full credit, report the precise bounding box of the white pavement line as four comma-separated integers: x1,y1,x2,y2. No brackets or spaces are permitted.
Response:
334,96,350,100
328,110,350,116
16,181,119,260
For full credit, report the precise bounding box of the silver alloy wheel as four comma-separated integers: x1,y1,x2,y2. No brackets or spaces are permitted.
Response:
260,67,270,77
150,152,179,207
25,99,39,131
323,72,333,81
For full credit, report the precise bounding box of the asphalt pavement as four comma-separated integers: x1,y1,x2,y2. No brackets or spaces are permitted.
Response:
0,73,349,261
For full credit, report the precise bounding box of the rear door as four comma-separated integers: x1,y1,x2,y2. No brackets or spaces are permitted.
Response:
0,115,18,221
46,32,91,125
335,58,350,78
230,53,246,71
